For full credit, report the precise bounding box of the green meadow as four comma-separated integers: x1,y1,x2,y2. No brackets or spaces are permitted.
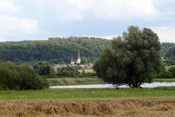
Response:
0,87,175,100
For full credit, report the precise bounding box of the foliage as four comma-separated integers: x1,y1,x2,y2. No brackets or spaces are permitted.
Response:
155,72,173,78
168,66,175,73
0,37,110,65
93,26,162,88
161,42,175,57
0,62,49,90
155,66,175,78
78,71,97,78
57,66,80,77
164,47,175,65
19,64,49,90
33,61,56,76
0,62,21,90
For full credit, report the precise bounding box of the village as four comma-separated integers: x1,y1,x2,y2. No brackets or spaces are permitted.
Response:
53,51,93,71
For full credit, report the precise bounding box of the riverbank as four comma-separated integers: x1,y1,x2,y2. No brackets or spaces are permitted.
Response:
47,77,175,86
48,77,105,86
0,97,175,116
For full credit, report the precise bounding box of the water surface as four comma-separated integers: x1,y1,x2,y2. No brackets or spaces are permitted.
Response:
50,82,175,89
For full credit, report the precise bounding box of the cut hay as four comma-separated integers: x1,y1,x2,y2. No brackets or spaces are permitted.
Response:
0,97,175,116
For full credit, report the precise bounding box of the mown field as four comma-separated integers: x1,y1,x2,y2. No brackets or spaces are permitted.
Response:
1,87,175,116
1,97,175,116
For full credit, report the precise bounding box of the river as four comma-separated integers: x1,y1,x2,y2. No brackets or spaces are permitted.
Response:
50,82,175,89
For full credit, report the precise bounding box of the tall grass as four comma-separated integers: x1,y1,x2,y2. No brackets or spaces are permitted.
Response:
0,87,175,100
153,78,175,82
48,78,175,86
48,78,105,86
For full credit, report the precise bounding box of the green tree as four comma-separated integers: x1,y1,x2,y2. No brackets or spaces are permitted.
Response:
33,61,55,76
93,26,162,88
0,62,49,90
168,66,175,77
19,64,49,90
57,66,80,77
0,62,21,90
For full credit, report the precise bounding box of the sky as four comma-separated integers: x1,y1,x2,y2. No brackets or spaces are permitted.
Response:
0,0,175,42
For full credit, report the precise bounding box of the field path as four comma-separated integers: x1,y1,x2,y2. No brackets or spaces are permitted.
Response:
0,97,175,116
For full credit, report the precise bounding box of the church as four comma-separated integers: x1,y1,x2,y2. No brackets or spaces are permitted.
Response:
71,50,81,65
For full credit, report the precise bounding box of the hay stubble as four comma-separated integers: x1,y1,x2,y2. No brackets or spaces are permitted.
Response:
0,97,175,116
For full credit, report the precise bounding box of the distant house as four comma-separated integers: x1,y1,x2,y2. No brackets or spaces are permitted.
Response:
53,64,67,70
80,63,93,69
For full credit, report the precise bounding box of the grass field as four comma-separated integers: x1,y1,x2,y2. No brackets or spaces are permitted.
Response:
1,97,175,116
78,69,94,73
1,87,175,116
0,87,175,100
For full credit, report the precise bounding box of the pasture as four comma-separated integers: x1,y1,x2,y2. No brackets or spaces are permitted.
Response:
0,87,175,100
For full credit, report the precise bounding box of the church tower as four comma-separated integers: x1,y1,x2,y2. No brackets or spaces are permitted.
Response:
76,50,81,64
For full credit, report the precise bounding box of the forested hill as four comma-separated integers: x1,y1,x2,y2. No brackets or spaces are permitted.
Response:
0,37,111,65
161,42,175,57
0,37,174,65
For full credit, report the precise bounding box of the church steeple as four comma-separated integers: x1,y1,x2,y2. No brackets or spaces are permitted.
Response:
77,50,80,59
76,50,81,64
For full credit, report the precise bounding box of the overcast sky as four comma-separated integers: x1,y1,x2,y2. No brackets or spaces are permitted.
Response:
0,0,175,42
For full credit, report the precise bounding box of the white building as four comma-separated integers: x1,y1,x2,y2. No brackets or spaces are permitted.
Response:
71,50,81,65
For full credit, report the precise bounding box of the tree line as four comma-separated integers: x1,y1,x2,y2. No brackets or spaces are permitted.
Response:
0,37,110,65
0,37,174,66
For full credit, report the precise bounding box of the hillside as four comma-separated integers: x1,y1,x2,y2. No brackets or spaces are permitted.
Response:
161,42,175,56
0,38,174,66
0,37,111,65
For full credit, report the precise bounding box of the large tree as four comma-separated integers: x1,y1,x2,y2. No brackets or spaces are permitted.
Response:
93,26,162,88
33,61,55,76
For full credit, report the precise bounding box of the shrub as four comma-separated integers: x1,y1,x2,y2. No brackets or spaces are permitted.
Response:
33,61,56,77
0,62,21,90
0,62,49,90
168,67,175,77
19,64,49,90
155,71,173,78
57,66,80,77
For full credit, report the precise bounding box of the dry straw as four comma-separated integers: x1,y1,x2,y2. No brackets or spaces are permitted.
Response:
0,97,175,116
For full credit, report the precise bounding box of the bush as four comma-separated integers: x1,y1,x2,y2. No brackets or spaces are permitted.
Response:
78,69,97,78
33,61,56,77
19,64,49,90
57,66,80,77
168,67,175,77
155,71,173,78
0,62,49,90
0,62,21,90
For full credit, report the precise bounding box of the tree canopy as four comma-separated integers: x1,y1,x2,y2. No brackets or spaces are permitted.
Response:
93,26,162,88
33,61,55,76
0,37,110,65
0,62,49,90
0,36,173,65
57,66,80,77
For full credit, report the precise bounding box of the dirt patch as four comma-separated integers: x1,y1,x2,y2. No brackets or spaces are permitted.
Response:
0,97,175,116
